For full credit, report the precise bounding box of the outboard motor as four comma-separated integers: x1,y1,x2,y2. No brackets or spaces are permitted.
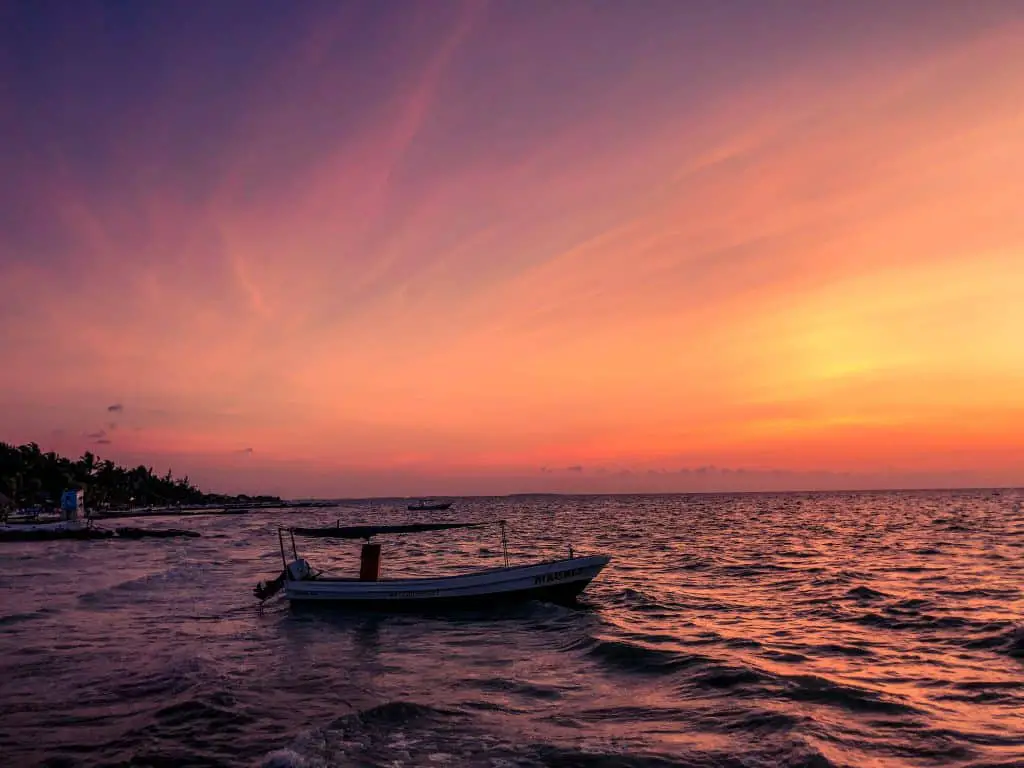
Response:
254,572,285,601
287,559,312,581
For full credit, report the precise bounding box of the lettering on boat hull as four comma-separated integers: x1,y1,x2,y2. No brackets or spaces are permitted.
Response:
534,567,585,585
387,590,440,599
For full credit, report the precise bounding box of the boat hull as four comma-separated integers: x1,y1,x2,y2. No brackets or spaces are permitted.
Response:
283,554,609,609
0,522,111,542
0,523,200,542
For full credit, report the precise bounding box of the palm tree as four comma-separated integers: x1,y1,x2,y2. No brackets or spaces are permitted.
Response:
0,442,279,510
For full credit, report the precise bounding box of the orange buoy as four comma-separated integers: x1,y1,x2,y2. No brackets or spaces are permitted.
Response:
359,542,382,581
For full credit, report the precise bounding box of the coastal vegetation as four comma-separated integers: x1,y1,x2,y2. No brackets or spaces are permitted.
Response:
0,442,279,510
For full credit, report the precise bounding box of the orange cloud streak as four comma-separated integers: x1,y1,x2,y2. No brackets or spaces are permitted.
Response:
2,12,1022,495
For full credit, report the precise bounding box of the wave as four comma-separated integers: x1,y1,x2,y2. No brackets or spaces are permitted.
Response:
938,587,1019,599
154,694,255,729
890,597,934,611
261,748,315,768
808,643,876,658
260,701,465,768
106,666,198,703
721,563,791,575
618,587,678,613
723,635,762,649
77,564,199,605
678,558,710,570
779,674,919,715
723,707,805,734
262,701,838,768
853,611,975,631
583,638,705,675
575,704,691,723
577,633,772,697
693,664,764,690
469,676,561,700
0,608,56,627
345,700,455,725
531,744,759,767
886,565,941,573
845,585,888,600
762,649,809,664
778,549,819,559
954,680,1023,694
963,625,1024,658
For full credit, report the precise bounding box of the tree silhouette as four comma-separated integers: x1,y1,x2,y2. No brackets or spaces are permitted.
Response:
0,442,279,509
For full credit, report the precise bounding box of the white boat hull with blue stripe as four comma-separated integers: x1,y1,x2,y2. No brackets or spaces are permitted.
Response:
284,554,610,606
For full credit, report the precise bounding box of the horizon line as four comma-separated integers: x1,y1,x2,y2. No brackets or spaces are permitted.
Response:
289,485,1022,503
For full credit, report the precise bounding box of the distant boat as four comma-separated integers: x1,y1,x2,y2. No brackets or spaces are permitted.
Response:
0,489,103,540
1,490,201,542
407,499,452,511
253,520,610,609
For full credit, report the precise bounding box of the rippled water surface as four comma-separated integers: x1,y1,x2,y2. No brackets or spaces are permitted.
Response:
1,491,1023,767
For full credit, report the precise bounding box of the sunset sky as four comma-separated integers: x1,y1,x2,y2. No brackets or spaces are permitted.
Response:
2,1,1022,496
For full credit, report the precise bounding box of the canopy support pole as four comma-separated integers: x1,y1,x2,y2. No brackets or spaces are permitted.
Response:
278,528,287,570
500,520,510,568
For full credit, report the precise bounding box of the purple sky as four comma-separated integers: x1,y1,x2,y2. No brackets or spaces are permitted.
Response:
2,1,1023,496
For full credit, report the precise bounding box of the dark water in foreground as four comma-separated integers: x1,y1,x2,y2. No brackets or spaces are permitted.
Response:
1,491,1023,767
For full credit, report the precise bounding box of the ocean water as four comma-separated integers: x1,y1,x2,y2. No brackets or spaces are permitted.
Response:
1,491,1022,768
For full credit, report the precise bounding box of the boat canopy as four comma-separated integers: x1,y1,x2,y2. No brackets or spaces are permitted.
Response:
289,521,499,540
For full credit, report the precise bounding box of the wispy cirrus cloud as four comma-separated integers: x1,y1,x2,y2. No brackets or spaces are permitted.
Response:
1,4,1022,494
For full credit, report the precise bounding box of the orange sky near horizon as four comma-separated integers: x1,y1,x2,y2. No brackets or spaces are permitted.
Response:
1,2,1022,496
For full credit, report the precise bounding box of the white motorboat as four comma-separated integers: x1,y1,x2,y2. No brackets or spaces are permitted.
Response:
254,520,610,609
0,490,107,540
